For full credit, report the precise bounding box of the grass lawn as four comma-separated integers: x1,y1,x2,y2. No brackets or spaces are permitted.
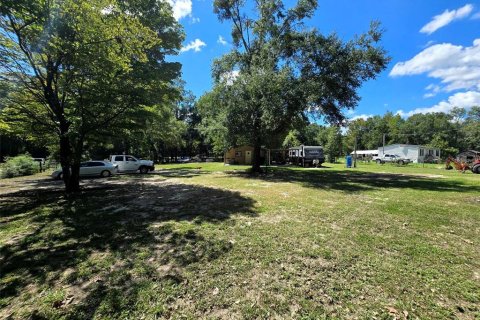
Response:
0,162,479,319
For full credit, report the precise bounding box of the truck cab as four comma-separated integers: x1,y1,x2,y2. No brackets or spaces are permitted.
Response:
110,155,155,173
373,154,411,165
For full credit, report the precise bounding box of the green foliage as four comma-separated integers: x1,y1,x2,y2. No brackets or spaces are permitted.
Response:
196,89,230,155
203,0,389,171
344,107,480,157
282,130,302,148
324,127,343,162
0,0,184,191
462,106,480,151
0,154,39,178
283,123,329,148
174,86,207,157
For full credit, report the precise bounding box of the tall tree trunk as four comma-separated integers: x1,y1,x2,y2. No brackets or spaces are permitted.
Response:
68,138,84,193
251,111,263,172
252,136,262,173
68,162,80,192
59,123,82,193
59,133,73,193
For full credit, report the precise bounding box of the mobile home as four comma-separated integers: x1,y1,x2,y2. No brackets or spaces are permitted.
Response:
378,144,440,163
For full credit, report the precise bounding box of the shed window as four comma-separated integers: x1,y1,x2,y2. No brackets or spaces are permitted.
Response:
235,151,242,157
428,149,433,155
419,149,424,156
435,150,440,157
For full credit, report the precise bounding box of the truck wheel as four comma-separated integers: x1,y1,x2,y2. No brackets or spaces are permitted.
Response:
100,170,111,178
139,166,149,174
398,160,404,165
473,165,480,174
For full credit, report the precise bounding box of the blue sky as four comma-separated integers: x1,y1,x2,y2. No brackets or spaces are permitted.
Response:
169,0,480,120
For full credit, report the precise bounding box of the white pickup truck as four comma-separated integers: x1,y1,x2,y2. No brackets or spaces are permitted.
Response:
110,155,155,173
372,154,411,165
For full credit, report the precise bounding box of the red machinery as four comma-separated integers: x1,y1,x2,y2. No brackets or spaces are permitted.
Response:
472,159,480,174
446,156,480,174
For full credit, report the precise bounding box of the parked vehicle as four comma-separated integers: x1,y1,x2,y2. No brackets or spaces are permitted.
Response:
472,160,480,174
52,161,117,179
446,157,480,174
288,145,325,167
109,155,155,173
373,154,411,165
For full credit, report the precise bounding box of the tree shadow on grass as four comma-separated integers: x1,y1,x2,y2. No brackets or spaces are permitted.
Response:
0,179,256,319
115,167,210,180
230,167,480,193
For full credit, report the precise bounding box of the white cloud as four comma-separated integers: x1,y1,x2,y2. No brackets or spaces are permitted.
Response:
180,39,206,53
420,4,473,34
191,17,200,23
166,0,192,20
390,39,480,93
350,114,374,121
424,84,441,98
422,40,436,48
217,35,228,46
396,91,480,117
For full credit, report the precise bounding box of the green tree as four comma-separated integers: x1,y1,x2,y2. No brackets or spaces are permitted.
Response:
175,88,206,158
205,0,389,172
462,106,480,151
112,104,187,161
344,118,368,152
196,89,230,156
324,126,343,163
282,129,302,148
0,0,183,192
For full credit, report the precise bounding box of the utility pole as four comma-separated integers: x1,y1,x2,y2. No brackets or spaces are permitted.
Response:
353,134,357,168
382,133,385,155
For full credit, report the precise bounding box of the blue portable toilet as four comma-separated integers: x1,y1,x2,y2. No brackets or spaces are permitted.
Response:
346,155,352,168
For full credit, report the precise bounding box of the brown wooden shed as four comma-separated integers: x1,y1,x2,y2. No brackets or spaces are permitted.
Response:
224,146,265,165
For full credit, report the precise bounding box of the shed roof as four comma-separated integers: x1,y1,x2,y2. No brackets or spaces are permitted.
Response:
458,150,480,155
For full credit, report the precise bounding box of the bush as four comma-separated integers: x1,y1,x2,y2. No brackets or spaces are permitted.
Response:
0,154,40,179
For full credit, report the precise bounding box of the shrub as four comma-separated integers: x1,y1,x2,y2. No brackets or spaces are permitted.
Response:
0,154,40,179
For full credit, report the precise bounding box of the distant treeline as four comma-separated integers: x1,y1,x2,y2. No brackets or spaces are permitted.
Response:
1,106,478,163
281,107,480,161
